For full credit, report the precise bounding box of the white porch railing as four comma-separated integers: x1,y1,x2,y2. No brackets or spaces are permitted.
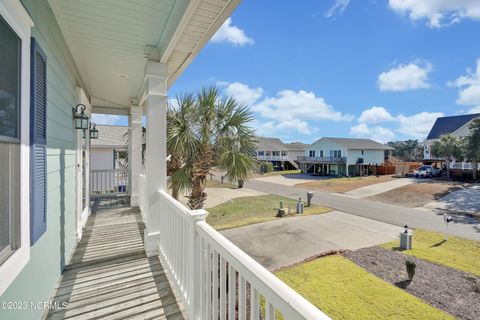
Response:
257,155,289,161
90,169,128,196
156,190,330,320
450,161,475,170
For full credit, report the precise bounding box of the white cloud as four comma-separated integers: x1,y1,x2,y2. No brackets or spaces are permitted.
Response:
467,106,480,114
354,107,443,140
449,59,480,106
211,18,254,46
257,119,312,136
252,89,353,123
91,114,126,125
358,106,395,123
389,0,480,28
396,111,444,139
223,82,263,105
378,62,432,91
218,82,352,138
350,123,396,143
325,0,350,18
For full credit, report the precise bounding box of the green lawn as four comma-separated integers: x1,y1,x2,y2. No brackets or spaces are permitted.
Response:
259,169,301,176
382,229,480,276
206,194,331,230
275,255,453,320
205,179,237,189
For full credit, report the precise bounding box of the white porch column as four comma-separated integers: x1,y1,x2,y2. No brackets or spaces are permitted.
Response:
128,106,143,207
143,62,168,255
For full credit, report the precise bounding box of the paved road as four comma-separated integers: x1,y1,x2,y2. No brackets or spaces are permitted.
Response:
244,179,480,241
221,211,403,271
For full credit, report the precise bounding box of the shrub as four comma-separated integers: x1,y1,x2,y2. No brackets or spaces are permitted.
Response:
259,161,273,174
405,260,416,281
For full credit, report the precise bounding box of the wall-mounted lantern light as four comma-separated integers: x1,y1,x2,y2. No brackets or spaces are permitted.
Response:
73,104,89,130
90,122,99,139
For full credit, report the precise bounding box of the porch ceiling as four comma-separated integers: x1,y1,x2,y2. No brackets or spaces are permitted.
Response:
48,0,239,114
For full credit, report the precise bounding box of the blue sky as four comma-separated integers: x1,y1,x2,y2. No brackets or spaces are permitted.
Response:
94,0,480,144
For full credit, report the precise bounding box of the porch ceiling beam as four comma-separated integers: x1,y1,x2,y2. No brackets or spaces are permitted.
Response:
91,96,131,115
91,106,129,116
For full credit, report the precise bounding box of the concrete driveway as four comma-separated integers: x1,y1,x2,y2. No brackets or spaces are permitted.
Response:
253,174,323,186
179,187,266,209
343,178,416,198
423,185,480,215
221,211,403,271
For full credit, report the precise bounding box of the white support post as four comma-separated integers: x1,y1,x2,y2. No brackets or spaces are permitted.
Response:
128,106,143,207
143,62,168,255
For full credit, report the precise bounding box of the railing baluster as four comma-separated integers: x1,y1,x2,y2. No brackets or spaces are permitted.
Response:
207,243,212,319
213,250,219,320
220,256,226,320
265,301,275,320
239,276,246,319
228,265,236,320
251,287,259,320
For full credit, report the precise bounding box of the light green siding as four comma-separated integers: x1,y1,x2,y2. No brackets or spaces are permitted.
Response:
346,149,385,165
0,1,80,319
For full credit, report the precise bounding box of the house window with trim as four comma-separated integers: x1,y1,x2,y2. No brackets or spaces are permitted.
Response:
0,15,22,264
272,151,280,157
257,151,264,157
320,150,323,157
265,151,271,156
309,150,315,157
281,151,287,157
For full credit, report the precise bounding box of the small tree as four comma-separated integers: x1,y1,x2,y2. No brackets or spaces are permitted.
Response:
465,118,480,180
167,86,257,209
430,134,463,178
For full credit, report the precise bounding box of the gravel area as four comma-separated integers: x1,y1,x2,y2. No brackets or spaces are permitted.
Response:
344,246,480,320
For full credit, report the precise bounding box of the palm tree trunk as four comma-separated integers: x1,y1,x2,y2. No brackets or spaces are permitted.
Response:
188,176,207,209
172,184,180,200
446,159,451,178
473,161,478,180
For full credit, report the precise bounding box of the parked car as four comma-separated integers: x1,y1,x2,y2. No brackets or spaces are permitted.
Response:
414,165,442,178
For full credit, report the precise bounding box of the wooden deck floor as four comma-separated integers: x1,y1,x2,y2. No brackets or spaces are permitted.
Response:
45,202,185,320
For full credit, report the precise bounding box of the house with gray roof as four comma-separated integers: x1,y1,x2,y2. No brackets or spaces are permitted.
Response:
255,137,306,170
424,113,480,160
91,125,128,170
299,137,393,176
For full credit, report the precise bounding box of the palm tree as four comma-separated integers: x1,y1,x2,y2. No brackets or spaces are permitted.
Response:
167,86,257,209
464,118,480,180
430,134,463,178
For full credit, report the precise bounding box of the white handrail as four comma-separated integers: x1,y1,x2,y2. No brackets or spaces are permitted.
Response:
197,221,330,320
155,189,331,320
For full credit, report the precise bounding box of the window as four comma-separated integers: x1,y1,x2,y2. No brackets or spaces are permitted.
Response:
0,0,34,295
334,150,338,158
361,150,364,155
309,150,315,157
320,150,323,157
265,151,271,156
257,151,264,156
338,150,341,158
0,15,22,264
281,151,287,157
272,151,280,157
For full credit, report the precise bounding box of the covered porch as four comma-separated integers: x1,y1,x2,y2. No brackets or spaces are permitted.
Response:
44,0,330,319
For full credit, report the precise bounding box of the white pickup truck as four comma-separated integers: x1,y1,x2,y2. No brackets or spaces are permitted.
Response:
414,165,442,178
